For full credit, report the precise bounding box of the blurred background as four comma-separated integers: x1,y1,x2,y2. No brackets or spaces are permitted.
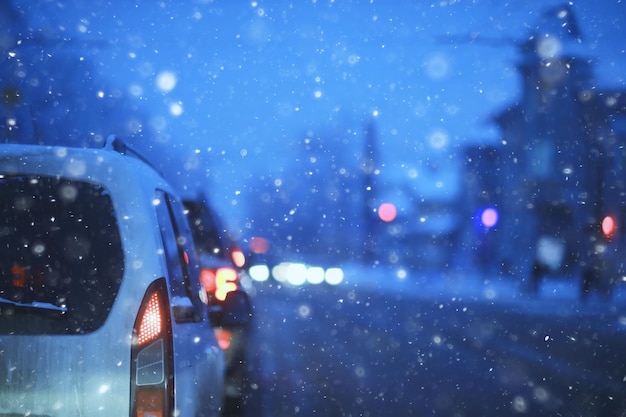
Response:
2,0,626,280
4,3,626,416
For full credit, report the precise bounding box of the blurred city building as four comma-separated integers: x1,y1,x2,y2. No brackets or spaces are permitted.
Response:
460,5,626,293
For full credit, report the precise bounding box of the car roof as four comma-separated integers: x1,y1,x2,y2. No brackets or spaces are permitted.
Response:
0,137,171,194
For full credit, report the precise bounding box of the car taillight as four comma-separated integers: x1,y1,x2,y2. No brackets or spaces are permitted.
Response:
131,279,173,417
231,247,246,268
201,267,238,301
200,269,217,293
215,267,238,301
137,292,162,345
214,328,233,350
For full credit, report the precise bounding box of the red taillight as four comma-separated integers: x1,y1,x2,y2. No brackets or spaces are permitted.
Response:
11,263,26,287
137,292,163,346
215,267,238,301
231,247,246,268
131,280,172,417
201,267,238,301
214,328,233,350
200,269,217,293
250,236,269,254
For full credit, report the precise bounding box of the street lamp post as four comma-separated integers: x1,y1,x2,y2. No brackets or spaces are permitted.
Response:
362,119,378,261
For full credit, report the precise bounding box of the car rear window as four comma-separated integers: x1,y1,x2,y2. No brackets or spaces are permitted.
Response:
0,175,124,334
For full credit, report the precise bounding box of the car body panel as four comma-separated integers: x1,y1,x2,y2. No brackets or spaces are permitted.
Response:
0,143,224,417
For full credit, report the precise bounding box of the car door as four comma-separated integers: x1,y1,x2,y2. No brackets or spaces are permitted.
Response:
154,190,224,416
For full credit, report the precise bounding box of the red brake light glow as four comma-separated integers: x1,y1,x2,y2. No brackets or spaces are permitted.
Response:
11,264,26,287
214,328,233,350
201,267,238,300
215,267,238,301
137,292,163,346
131,280,172,417
231,247,246,268
200,269,217,293
250,236,269,254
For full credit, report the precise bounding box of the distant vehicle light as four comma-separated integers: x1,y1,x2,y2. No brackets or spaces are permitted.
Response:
378,202,397,222
11,264,26,287
200,269,217,293
249,264,270,282
271,264,288,283
286,263,307,286
325,267,344,285
215,267,238,301
201,267,238,300
602,215,616,238
272,262,307,285
306,266,325,285
215,282,237,301
231,247,246,268
250,236,270,254
214,328,232,350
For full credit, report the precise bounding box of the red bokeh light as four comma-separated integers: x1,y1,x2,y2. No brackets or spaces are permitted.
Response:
250,236,270,254
481,207,499,228
378,202,397,222
602,215,616,238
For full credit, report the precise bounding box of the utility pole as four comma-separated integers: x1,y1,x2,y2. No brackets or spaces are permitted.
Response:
362,119,378,262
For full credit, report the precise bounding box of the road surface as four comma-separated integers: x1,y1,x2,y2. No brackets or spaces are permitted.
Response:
235,275,626,416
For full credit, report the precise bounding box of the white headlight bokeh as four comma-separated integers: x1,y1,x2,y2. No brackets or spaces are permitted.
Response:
249,262,344,286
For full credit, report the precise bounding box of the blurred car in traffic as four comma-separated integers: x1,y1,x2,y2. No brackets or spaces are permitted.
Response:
183,194,253,412
0,138,249,417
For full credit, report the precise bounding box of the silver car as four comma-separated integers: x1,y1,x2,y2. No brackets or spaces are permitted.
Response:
0,138,247,417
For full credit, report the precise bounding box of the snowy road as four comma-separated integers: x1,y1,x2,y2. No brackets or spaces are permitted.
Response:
237,272,626,416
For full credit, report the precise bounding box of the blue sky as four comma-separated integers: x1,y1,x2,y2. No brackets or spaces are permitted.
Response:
14,0,626,226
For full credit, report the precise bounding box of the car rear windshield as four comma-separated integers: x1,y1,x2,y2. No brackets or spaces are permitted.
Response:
0,174,124,334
